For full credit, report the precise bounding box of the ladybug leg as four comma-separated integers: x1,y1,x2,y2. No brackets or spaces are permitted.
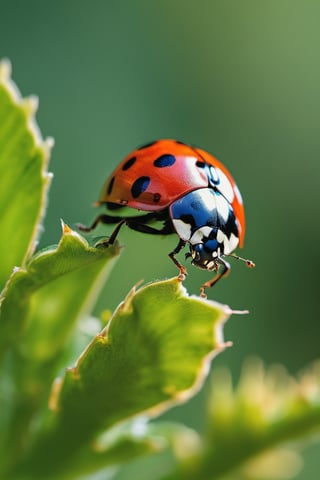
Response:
77,215,128,247
199,257,230,298
108,217,169,245
168,238,188,281
77,214,125,232
108,214,174,244
78,212,169,233
125,218,175,236
107,219,127,245
78,212,174,247
80,218,127,246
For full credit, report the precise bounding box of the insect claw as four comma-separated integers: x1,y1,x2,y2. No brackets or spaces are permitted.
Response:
178,266,188,282
200,287,207,299
94,238,111,248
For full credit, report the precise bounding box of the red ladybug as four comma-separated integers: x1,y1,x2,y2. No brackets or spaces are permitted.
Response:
79,139,254,295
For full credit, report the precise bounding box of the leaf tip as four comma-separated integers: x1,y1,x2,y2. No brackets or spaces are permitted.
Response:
226,308,250,315
45,136,55,149
21,95,39,116
60,219,84,238
60,219,73,234
59,220,91,251
0,58,12,80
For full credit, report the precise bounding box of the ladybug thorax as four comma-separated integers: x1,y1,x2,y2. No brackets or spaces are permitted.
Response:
169,188,240,270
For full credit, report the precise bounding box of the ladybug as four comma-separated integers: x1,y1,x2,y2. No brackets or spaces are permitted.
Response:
78,139,254,296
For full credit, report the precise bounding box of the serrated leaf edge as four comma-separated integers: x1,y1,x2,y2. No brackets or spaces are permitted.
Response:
0,58,54,262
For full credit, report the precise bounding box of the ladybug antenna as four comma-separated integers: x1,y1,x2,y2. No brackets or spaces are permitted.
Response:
225,253,255,269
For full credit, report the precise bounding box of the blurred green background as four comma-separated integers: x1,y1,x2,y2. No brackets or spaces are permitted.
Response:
1,1,320,478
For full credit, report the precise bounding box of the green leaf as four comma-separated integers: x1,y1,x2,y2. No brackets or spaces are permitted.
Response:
57,419,200,480
0,224,120,474
0,59,53,289
19,277,231,478
0,223,119,355
160,360,320,480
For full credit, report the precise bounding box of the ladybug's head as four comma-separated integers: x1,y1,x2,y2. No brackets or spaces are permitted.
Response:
188,242,220,271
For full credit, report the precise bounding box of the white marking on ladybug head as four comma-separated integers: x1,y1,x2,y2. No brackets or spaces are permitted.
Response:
206,260,216,270
172,219,192,241
216,168,234,204
190,226,212,245
217,228,225,243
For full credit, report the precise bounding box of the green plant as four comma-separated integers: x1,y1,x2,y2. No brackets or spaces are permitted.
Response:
0,60,319,480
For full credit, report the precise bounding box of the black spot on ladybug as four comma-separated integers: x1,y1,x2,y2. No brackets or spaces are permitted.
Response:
196,160,206,168
154,154,176,168
137,141,157,150
107,176,115,195
122,156,136,171
131,176,150,198
153,193,161,203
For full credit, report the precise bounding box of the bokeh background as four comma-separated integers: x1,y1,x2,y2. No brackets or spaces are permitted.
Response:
1,1,320,478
